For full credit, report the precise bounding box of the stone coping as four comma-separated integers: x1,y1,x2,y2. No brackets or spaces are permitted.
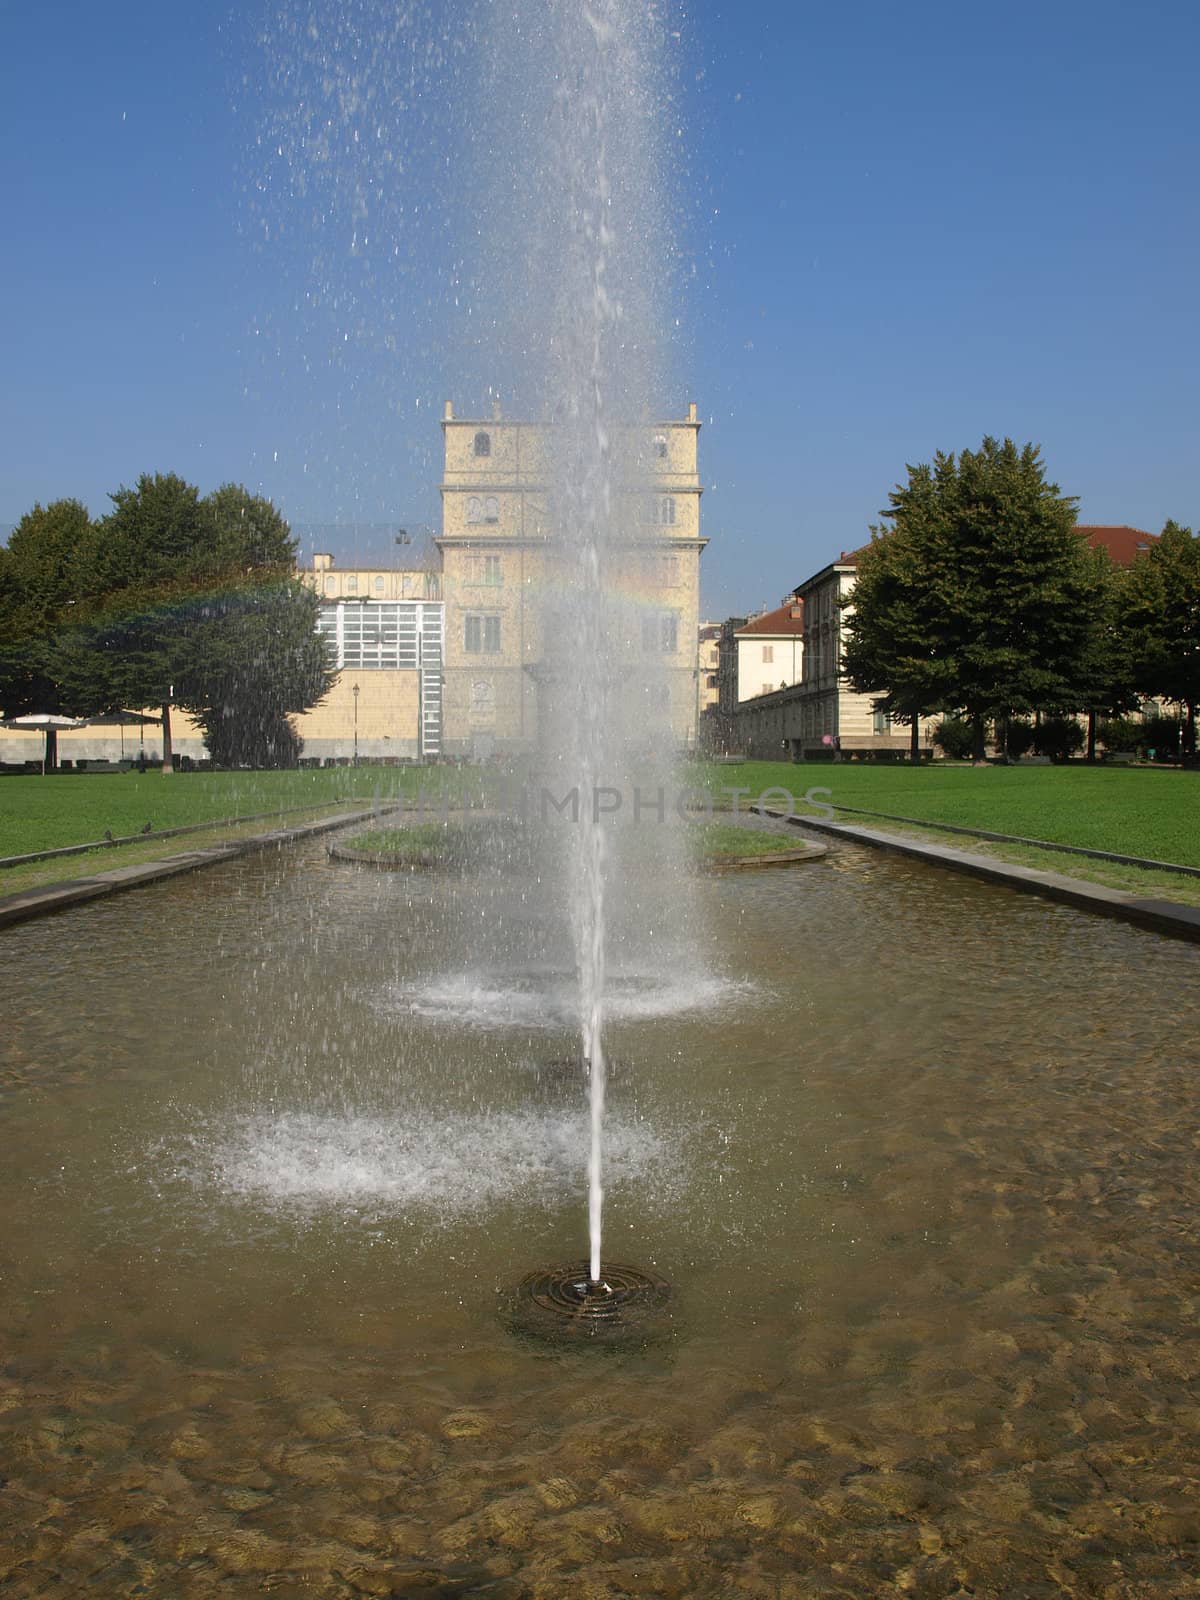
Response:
328,842,442,869
761,809,1200,945
704,842,828,870
0,809,390,931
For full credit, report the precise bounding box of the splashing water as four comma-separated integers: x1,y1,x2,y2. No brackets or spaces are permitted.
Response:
491,1,684,1283
258,0,691,1281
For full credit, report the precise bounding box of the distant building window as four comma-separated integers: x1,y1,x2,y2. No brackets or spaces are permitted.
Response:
873,706,890,735
762,645,774,664
652,496,677,526
474,431,491,457
466,496,482,525
317,600,431,670
654,433,668,459
483,496,499,523
374,576,385,593
642,612,678,653
707,674,717,688
467,554,502,587
345,575,357,594
325,577,337,594
465,614,501,654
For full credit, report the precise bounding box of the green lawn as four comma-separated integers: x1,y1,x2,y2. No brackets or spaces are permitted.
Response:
695,760,1200,868
688,821,805,862
0,766,474,860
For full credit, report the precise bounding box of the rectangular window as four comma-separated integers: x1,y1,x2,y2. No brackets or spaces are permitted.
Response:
873,707,890,735
762,645,774,664
317,600,429,670
642,612,678,653
465,554,503,586
465,614,501,654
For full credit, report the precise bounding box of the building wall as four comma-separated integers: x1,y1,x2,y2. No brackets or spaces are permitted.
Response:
293,671,422,762
735,632,803,701
437,401,706,755
731,564,936,759
697,624,721,721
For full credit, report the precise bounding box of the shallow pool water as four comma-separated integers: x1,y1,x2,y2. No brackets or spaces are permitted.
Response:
1,827,1198,1597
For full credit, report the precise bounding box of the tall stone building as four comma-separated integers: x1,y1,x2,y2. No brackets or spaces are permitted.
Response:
437,400,706,757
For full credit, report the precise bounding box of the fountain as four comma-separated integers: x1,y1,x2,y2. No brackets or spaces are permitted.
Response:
3,4,1200,1594
457,0,695,1317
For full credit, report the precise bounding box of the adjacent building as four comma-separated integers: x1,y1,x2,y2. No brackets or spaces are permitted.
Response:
733,600,805,701
729,523,1163,761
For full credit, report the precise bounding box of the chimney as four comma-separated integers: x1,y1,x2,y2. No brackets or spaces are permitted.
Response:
443,400,454,421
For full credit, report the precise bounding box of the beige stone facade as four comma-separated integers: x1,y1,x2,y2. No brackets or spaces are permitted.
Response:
437,401,706,756
697,622,721,723
732,560,936,760
295,560,442,761
1,406,709,768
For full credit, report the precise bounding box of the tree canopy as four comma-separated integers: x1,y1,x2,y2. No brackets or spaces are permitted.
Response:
1121,520,1200,755
842,437,1103,758
0,476,335,766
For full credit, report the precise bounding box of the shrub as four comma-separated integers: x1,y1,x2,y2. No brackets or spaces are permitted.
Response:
1142,714,1182,760
933,717,976,760
1032,716,1084,762
1005,718,1035,759
1097,716,1142,754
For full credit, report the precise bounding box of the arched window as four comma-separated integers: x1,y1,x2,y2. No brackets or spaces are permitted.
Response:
483,496,499,523
654,496,676,525
466,496,482,524
473,430,491,457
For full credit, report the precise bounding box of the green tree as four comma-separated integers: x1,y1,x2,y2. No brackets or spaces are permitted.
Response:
0,499,92,716
7,475,334,768
843,438,1100,761
1121,521,1200,758
174,578,334,768
841,494,955,759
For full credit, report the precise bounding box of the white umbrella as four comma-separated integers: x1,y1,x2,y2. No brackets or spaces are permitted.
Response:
1,713,87,775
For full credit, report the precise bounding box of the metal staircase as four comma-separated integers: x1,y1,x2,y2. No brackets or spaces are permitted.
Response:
418,604,444,758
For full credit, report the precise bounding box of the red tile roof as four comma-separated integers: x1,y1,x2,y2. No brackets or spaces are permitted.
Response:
736,599,805,636
1075,525,1158,565
832,525,1157,569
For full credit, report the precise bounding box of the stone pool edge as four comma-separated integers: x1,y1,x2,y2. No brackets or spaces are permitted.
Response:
0,808,399,931
761,809,1200,944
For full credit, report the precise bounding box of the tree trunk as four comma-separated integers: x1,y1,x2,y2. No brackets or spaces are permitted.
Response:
44,727,58,776
161,702,174,774
1086,709,1097,763
1186,701,1197,760
972,715,988,765
910,712,920,763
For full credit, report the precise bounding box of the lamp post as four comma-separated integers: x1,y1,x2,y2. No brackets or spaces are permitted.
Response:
352,683,360,766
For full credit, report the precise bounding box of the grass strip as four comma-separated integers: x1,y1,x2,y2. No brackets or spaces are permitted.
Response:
0,805,364,898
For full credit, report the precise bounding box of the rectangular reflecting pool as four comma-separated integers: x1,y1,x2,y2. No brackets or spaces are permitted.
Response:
1,829,1197,1598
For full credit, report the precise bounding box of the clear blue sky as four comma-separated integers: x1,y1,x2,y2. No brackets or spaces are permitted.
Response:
2,0,1196,619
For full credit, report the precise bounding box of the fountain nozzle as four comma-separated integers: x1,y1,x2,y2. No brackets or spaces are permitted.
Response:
507,1261,671,1344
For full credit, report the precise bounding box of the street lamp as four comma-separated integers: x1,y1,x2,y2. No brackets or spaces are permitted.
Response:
352,682,360,766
